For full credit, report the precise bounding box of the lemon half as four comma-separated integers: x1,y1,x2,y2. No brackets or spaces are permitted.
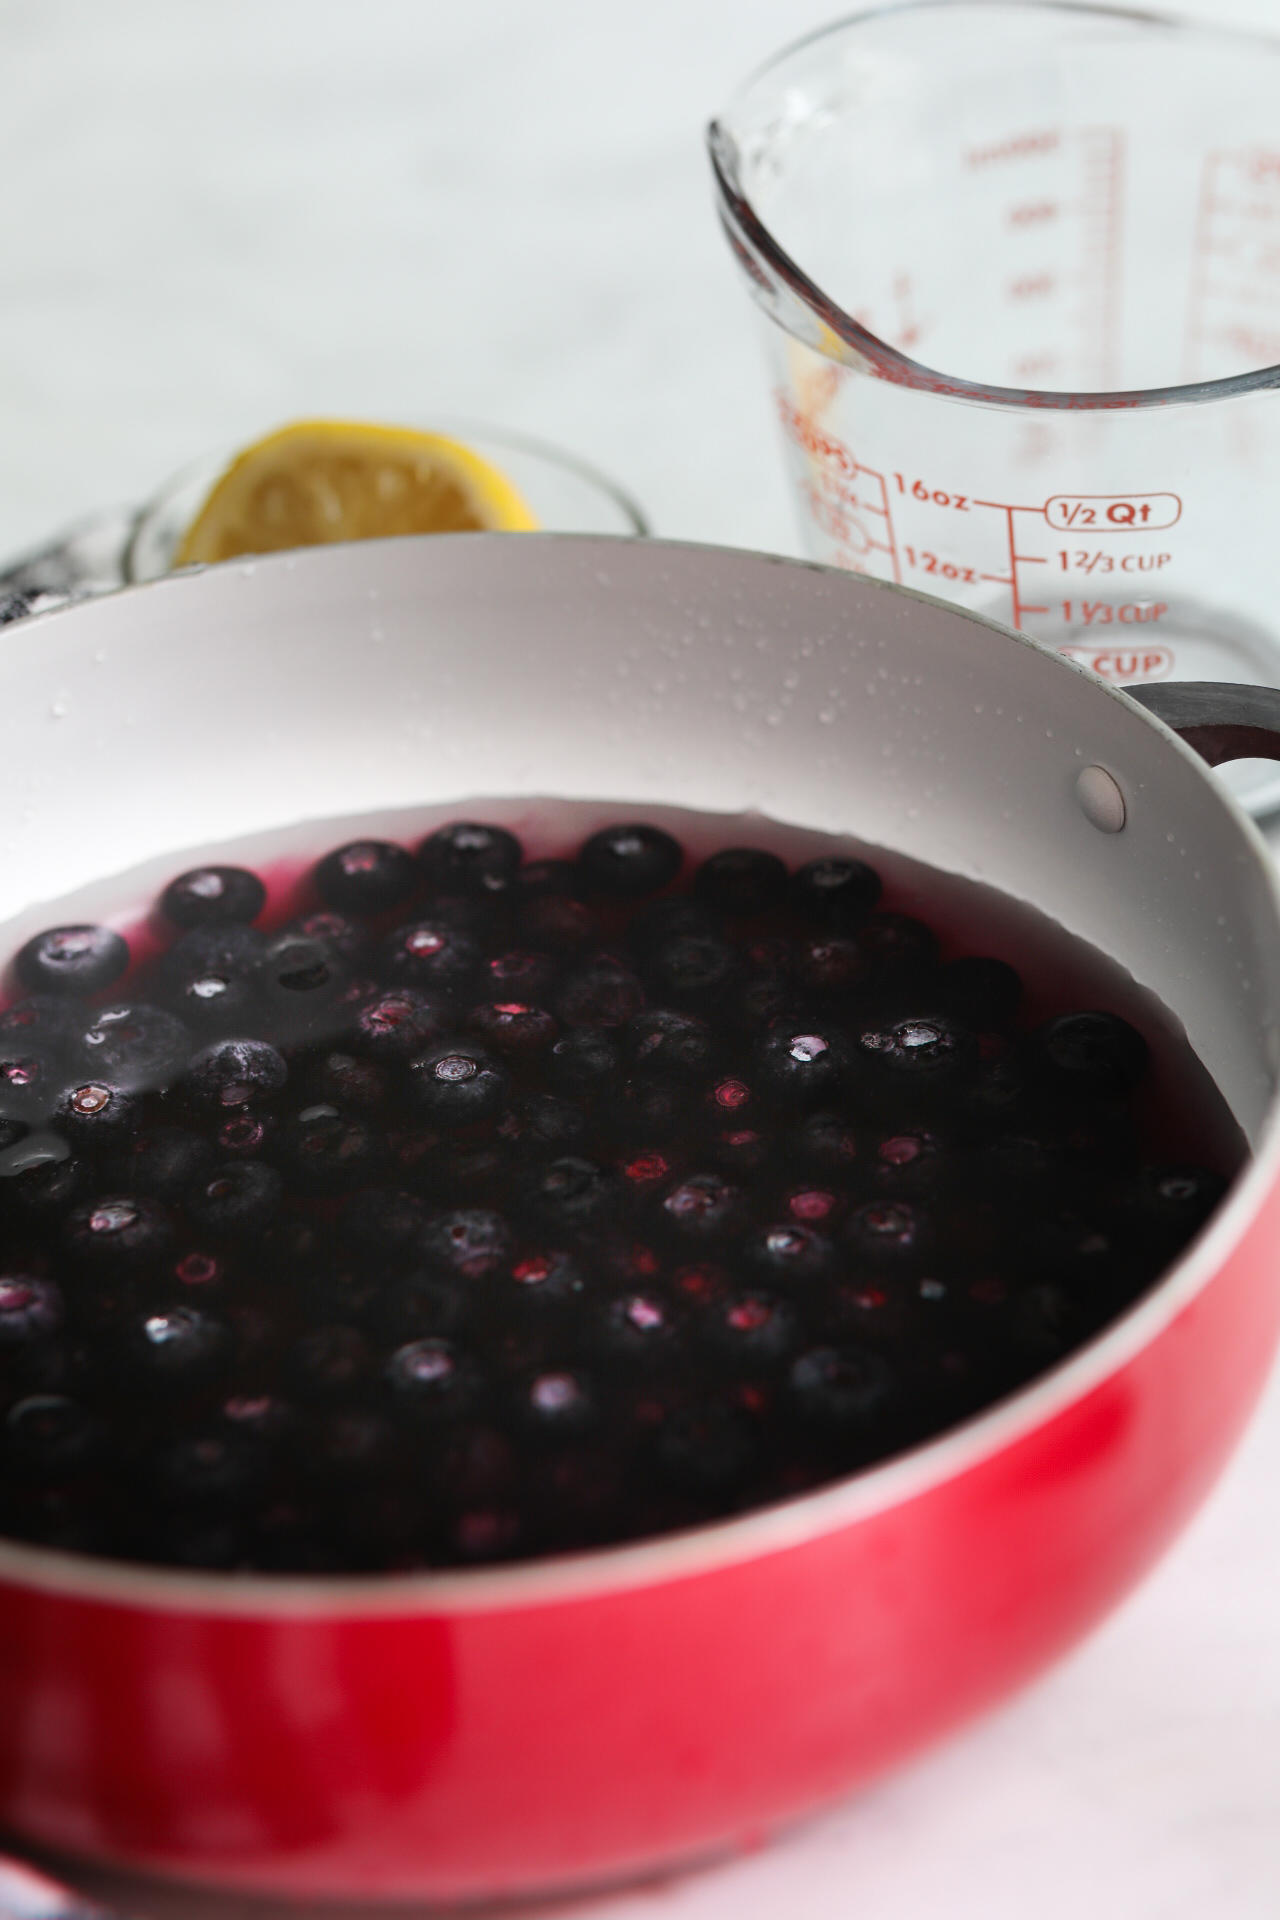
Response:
173,419,538,567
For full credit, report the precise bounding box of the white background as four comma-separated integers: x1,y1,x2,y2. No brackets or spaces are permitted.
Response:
1,2,1280,1916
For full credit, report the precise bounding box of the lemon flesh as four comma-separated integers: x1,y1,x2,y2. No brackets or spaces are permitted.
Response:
173,419,538,567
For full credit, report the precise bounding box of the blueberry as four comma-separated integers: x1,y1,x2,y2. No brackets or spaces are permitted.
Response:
695,847,788,915
519,896,600,952
306,1049,391,1112
385,1338,479,1424
427,1138,513,1205
512,1367,597,1439
871,1128,954,1198
546,1027,620,1093
286,1324,370,1400
1033,1011,1149,1104
856,913,940,979
0,994,83,1050
466,1001,558,1058
576,824,683,898
406,1040,508,1126
856,1011,977,1098
556,954,646,1028
0,1044,71,1123
166,966,262,1035
0,1275,63,1345
418,1208,512,1281
502,1091,589,1153
282,910,371,966
7,1154,91,1219
159,927,267,1034
627,896,722,957
184,1038,288,1109
378,1269,469,1344
660,1172,746,1242
351,986,449,1060
742,1223,836,1287
505,1249,587,1313
124,1304,232,1390
161,866,266,930
609,1078,687,1144
523,1156,618,1232
15,924,130,998
645,935,739,1009
64,1195,175,1269
260,934,349,1036
5,1395,105,1477
625,1010,716,1080
755,1024,849,1106
303,1260,385,1325
419,821,522,898
51,1080,138,1149
1114,1164,1227,1255
151,1432,262,1508
700,1289,800,1374
380,919,480,990
788,1345,895,1429
793,934,873,999
108,1126,214,1201
937,957,1023,1028
76,1003,192,1094
654,1403,757,1495
298,1411,396,1484
845,1200,931,1268
315,840,417,915
275,1104,383,1194
186,1162,283,1238
706,1125,772,1176
789,857,882,928
788,1111,860,1177
595,1290,680,1368
484,949,560,1003
339,1187,427,1261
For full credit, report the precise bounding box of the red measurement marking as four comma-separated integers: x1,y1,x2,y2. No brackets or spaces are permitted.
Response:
966,128,1060,170
1045,493,1181,531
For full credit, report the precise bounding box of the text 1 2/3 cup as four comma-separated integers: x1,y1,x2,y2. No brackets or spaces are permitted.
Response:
710,1,1280,811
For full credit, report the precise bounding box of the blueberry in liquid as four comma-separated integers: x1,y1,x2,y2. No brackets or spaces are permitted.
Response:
695,848,788,916
183,1038,288,1110
419,822,522,898
577,824,683,898
407,1041,508,1126
789,857,882,928
16,925,130,998
161,867,266,931
315,840,417,916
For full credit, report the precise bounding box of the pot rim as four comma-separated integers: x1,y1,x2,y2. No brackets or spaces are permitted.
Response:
0,535,1275,1618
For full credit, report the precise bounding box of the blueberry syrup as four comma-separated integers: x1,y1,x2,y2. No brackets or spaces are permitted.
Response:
0,805,1244,1574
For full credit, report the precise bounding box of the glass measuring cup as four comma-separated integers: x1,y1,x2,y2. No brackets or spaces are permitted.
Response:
710,0,1280,811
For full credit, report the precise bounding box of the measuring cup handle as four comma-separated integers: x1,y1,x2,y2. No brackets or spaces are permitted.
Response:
1123,683,1280,768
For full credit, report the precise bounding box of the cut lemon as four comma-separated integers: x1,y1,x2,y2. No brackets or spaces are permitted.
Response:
173,419,538,567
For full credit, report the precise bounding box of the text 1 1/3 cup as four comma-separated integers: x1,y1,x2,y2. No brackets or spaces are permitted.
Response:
710,0,1280,812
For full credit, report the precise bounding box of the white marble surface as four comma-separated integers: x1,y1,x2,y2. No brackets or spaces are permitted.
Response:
1,1,1280,1915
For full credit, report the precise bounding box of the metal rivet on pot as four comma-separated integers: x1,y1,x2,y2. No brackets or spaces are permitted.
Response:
1076,766,1126,834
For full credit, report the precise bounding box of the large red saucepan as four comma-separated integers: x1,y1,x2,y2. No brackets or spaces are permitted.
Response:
0,535,1278,1903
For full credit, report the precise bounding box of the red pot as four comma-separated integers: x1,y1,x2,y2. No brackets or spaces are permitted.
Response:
0,536,1277,1903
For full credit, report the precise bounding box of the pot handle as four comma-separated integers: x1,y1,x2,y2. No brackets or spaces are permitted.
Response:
1122,682,1280,767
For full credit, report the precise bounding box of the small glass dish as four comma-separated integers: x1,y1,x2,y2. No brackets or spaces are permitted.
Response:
125,422,648,582
0,424,647,624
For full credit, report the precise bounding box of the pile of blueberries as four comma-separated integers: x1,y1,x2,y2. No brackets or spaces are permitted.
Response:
0,820,1229,1572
